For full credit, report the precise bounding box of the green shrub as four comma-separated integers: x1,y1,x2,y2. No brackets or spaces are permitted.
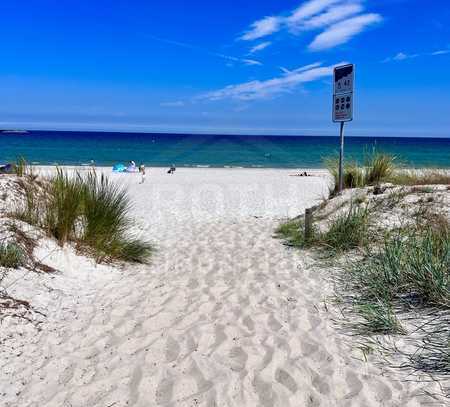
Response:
0,243,25,268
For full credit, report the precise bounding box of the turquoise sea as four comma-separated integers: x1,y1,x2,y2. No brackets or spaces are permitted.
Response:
1,131,449,168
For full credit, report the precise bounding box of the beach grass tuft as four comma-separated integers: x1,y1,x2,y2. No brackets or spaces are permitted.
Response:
274,218,308,247
388,170,450,186
325,150,397,193
15,157,28,177
345,222,449,335
15,169,153,264
81,171,153,263
356,301,405,335
44,169,84,245
325,158,365,192
364,152,396,186
276,203,370,252
322,204,370,252
0,242,25,269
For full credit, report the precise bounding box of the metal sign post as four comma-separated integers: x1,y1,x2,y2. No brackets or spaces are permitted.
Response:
333,64,354,193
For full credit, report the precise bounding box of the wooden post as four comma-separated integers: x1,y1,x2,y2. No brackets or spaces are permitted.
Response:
304,208,313,242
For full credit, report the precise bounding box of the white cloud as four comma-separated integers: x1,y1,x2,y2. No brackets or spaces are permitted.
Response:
431,49,450,56
288,0,341,25
249,41,272,54
280,62,323,75
243,59,263,66
240,16,282,41
201,62,344,101
215,53,262,66
239,0,381,52
393,52,413,61
309,14,382,51
382,52,419,63
298,3,363,30
382,49,448,63
148,35,262,67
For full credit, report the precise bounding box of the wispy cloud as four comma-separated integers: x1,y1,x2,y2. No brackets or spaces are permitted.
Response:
279,62,323,75
240,16,282,41
288,0,342,27
239,0,382,51
297,3,363,31
309,13,382,51
393,52,418,61
249,41,272,54
431,49,450,56
215,53,262,66
201,62,344,101
383,48,449,63
148,35,262,67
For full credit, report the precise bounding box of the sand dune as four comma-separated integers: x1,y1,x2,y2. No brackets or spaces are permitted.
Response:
0,168,446,406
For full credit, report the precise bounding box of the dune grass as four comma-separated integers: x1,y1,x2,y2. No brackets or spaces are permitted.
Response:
81,172,153,263
344,220,449,335
14,157,28,177
44,169,84,245
364,152,396,186
325,158,366,192
15,169,153,264
276,203,370,253
274,218,310,247
325,150,397,194
388,170,450,186
0,242,25,268
322,204,370,252
276,169,450,379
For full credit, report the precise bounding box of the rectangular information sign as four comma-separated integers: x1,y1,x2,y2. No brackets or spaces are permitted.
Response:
333,64,354,123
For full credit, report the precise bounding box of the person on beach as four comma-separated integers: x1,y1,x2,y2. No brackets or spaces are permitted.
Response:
139,164,146,183
167,164,176,174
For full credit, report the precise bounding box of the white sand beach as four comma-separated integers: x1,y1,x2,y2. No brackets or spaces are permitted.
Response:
0,167,447,406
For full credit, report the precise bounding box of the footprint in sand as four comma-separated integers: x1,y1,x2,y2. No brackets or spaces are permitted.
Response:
242,315,255,331
228,346,248,372
275,368,298,394
155,376,174,405
165,336,180,363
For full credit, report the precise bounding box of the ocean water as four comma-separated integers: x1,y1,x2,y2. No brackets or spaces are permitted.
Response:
1,131,449,168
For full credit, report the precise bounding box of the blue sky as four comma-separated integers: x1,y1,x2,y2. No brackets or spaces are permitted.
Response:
1,0,449,136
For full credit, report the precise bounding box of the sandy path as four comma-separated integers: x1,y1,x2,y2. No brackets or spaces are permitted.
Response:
0,168,445,406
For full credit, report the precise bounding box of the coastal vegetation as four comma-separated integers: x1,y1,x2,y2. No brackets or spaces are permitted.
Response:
388,170,450,186
14,167,152,264
275,203,370,253
0,242,25,269
326,150,450,194
325,150,396,193
275,165,450,383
